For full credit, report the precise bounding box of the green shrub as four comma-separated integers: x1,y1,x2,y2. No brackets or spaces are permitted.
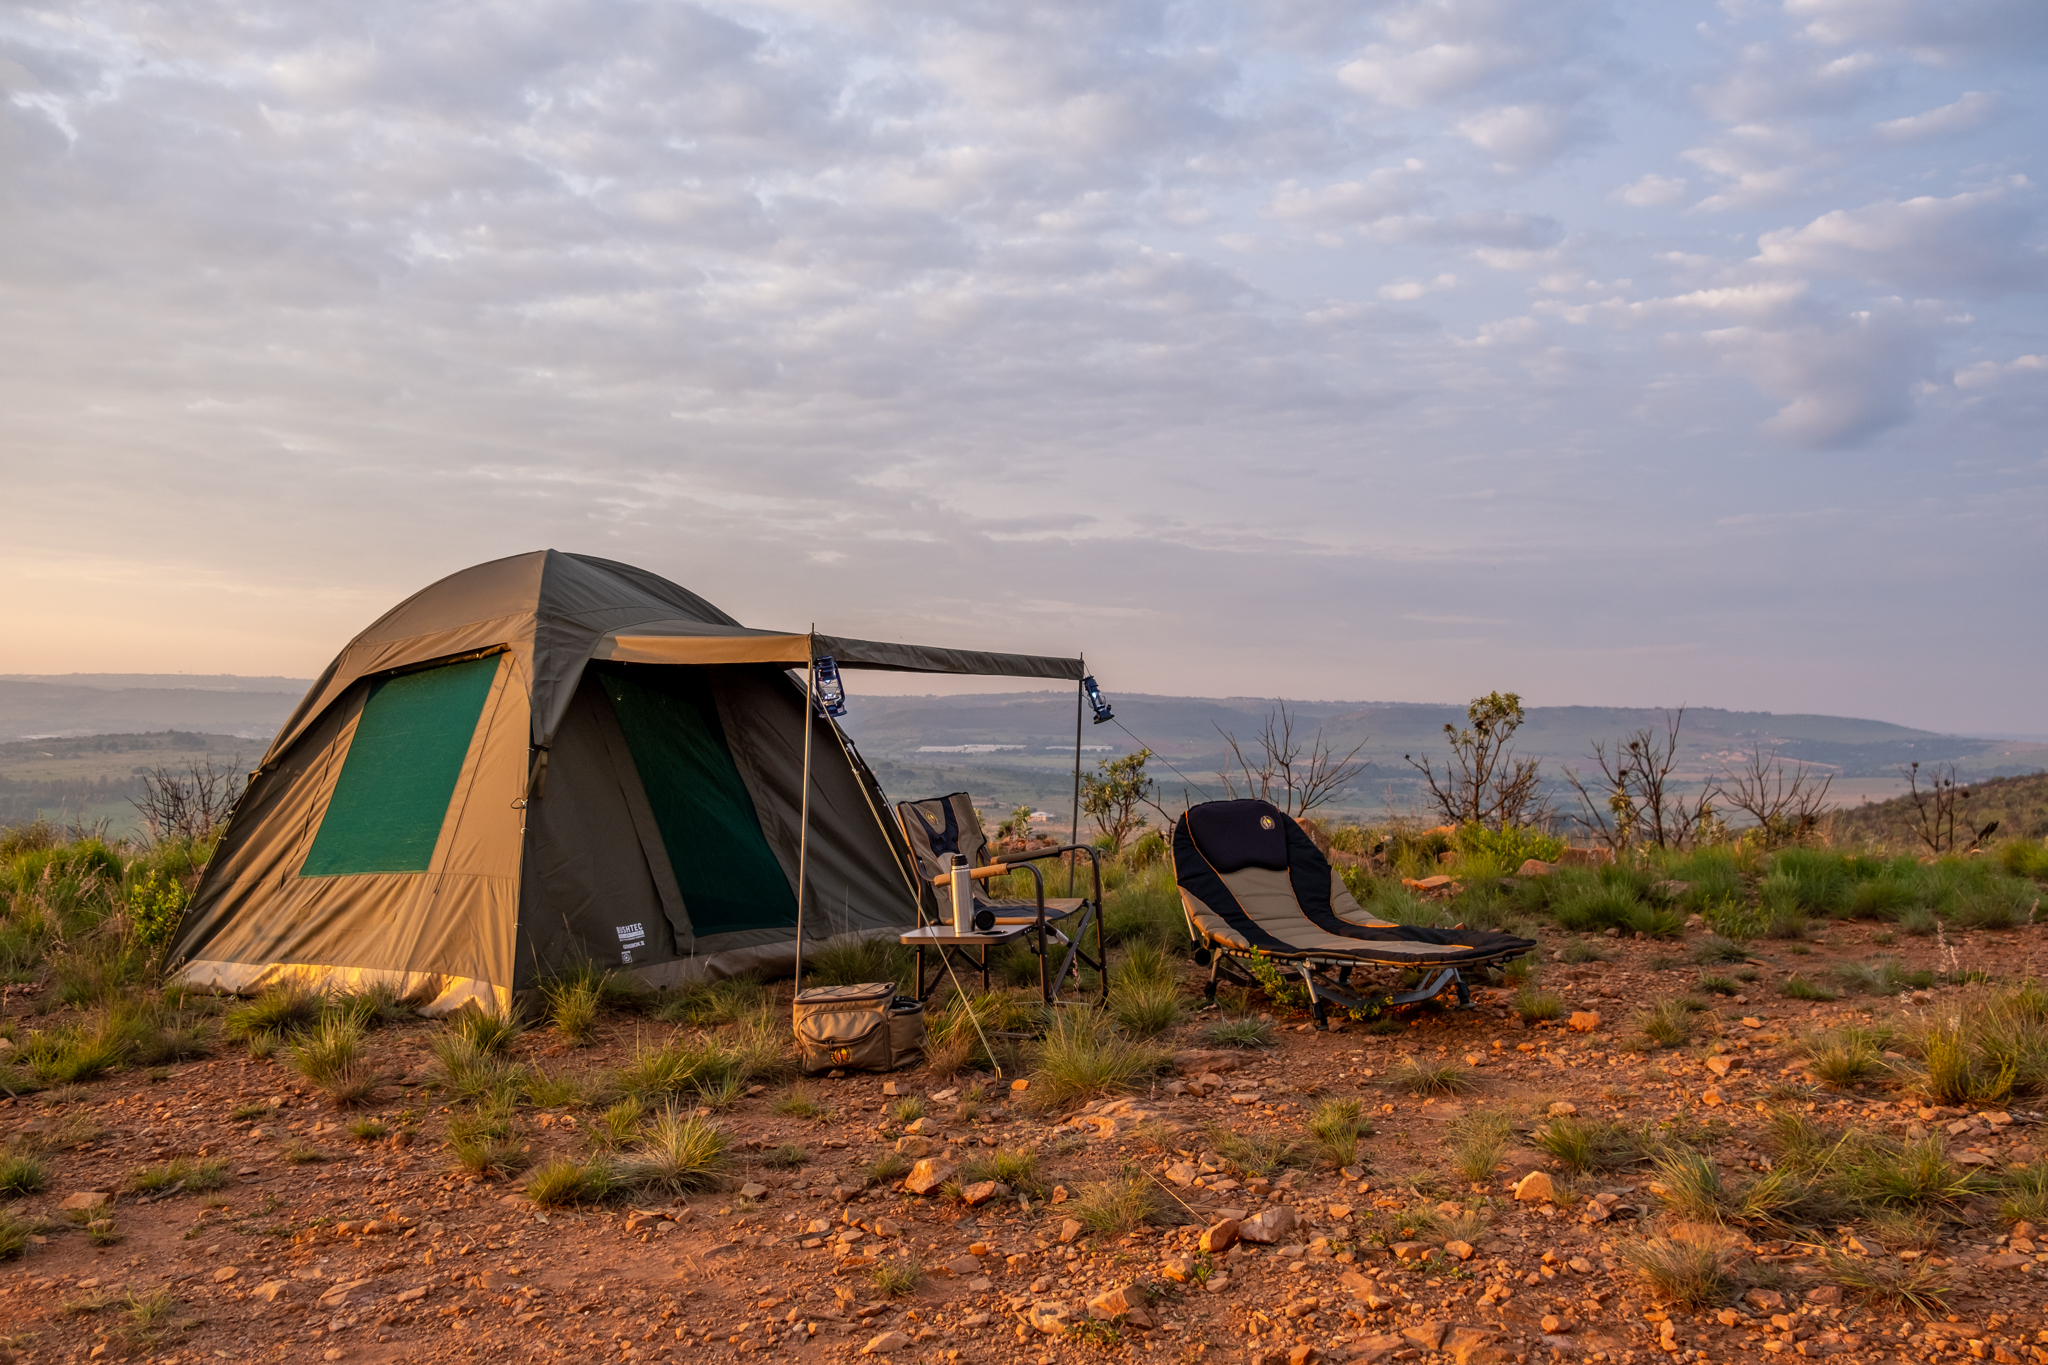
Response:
1110,978,1184,1039
1997,842,2048,880
1454,824,1565,870
125,870,188,960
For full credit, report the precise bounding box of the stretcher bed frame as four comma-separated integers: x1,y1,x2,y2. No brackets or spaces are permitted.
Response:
1172,800,1536,1029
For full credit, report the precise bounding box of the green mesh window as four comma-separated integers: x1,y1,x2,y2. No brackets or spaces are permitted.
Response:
300,654,500,877
595,663,797,937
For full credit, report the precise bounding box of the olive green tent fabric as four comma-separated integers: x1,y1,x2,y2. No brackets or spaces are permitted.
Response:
168,551,1082,1012
594,663,797,938
300,654,500,876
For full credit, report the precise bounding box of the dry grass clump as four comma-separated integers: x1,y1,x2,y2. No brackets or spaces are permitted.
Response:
1513,987,1564,1023
1446,1109,1514,1183
1027,1009,1168,1109
625,1108,729,1193
1389,1056,1473,1096
1623,1238,1736,1310
1199,1016,1275,1049
1307,1099,1371,1167
290,1018,378,1105
1532,1115,1638,1174
1068,1168,1167,1237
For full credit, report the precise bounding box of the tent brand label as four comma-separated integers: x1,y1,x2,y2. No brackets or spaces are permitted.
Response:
616,922,647,962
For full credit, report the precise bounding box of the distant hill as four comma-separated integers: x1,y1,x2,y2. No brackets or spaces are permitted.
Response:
0,731,259,833
0,677,309,740
1825,772,2048,852
1,675,2039,834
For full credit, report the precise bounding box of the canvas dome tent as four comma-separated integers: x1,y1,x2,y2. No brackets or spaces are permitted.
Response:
168,551,1085,1015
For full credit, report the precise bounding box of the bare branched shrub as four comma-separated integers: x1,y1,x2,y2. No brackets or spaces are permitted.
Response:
1215,704,1368,817
1901,762,1998,856
130,762,242,845
1564,707,1718,852
1715,744,1831,850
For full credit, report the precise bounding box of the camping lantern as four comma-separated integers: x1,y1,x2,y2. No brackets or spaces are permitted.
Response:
814,655,847,718
1082,675,1113,725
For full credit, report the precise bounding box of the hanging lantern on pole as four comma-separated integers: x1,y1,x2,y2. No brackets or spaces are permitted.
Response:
1081,675,1113,725
814,655,848,718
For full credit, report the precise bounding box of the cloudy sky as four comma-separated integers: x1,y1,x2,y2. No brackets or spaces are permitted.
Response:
1,0,2042,734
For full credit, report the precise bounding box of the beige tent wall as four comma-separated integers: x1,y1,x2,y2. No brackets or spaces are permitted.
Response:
175,654,529,1014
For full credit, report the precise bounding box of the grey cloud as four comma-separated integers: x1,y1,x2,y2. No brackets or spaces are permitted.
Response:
1873,90,1996,141
1787,0,2048,63
1753,183,2048,295
1708,312,1941,448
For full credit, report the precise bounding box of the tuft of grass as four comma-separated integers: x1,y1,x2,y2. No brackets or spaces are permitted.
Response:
1843,1137,1991,1209
1826,1250,1951,1314
1998,1161,2048,1227
0,1208,36,1259
431,1032,526,1105
892,1096,927,1124
1198,1016,1275,1049
1533,1115,1638,1174
228,1101,271,1122
0,1153,49,1197
525,1156,620,1207
222,985,321,1046
959,1146,1045,1197
870,1261,921,1297
865,1153,912,1187
1806,1032,1886,1090
279,1139,326,1165
625,1107,728,1193
1780,975,1839,1002
543,975,604,1045
448,1106,528,1179
1446,1110,1513,1184
1649,1148,1731,1222
1624,1238,1734,1310
1636,999,1699,1049
798,937,913,993
1389,1056,1473,1096
1690,936,1750,965
1028,1009,1168,1109
760,1144,810,1170
125,1157,229,1195
347,1117,389,1142
1110,978,1186,1039
523,1064,612,1110
1210,1126,1305,1178
290,1018,378,1106
1559,940,1614,964
591,1096,646,1148
775,1088,825,1120
449,1007,525,1054
1068,1169,1166,1237
695,1071,745,1110
1307,1099,1370,1168
1513,987,1564,1023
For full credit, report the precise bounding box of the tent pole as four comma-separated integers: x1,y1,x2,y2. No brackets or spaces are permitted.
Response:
796,629,815,994
1068,666,1083,897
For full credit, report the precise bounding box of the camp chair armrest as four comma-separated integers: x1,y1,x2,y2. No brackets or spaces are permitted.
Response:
994,842,1103,910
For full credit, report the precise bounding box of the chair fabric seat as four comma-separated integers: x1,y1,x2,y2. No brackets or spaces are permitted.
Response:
1173,800,1533,970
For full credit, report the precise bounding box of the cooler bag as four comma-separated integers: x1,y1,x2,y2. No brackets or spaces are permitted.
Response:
793,982,927,1074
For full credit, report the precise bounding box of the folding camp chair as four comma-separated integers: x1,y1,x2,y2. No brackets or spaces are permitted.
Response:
1172,799,1535,1028
895,793,1106,1007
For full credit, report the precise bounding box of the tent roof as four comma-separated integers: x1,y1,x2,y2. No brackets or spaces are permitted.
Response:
264,551,1084,764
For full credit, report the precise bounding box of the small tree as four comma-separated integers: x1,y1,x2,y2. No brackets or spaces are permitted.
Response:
1563,707,1717,852
1405,691,1546,832
1214,704,1369,817
1082,749,1155,853
1715,744,1832,850
995,806,1036,845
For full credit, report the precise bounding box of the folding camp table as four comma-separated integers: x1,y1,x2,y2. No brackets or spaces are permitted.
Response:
898,848,1106,1006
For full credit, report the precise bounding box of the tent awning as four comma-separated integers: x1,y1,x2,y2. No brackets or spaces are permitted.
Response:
594,623,1083,681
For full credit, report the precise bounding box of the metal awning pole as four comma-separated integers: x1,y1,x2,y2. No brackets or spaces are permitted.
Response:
795,629,815,993
1069,665,1083,896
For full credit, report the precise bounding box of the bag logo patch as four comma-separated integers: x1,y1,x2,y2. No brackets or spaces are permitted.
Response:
1259,815,1276,830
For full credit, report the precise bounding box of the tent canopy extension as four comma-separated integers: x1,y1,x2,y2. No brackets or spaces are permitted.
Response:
169,550,1083,1015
